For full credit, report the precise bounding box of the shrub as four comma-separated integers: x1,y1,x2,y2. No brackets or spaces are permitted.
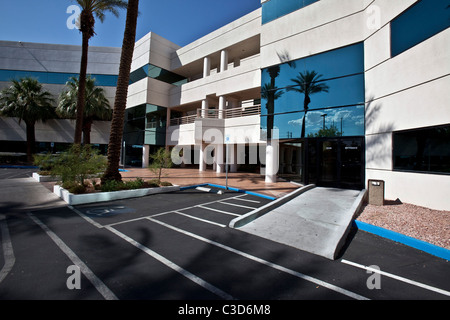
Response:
149,148,173,182
39,145,107,193
160,181,173,187
100,178,146,192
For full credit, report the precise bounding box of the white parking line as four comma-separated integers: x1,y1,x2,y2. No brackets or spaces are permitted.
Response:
27,213,118,300
173,211,226,228
105,225,235,300
341,259,450,297
197,205,241,217
232,195,261,204
0,217,15,284
147,217,369,300
219,201,257,210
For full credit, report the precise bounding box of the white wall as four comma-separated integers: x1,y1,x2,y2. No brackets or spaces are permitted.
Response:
0,117,111,144
363,1,450,210
260,0,450,209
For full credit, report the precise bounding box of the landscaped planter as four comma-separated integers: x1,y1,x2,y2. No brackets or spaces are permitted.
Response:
32,172,59,182
53,184,180,205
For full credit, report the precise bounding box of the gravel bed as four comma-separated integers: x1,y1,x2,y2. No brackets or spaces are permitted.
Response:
356,200,450,250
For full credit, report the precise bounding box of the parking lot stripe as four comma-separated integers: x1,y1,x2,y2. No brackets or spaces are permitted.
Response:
341,259,450,297
105,225,235,300
147,217,370,300
0,217,15,284
27,213,118,300
197,205,241,217
219,201,258,210
232,195,261,204
69,206,104,229
173,211,227,228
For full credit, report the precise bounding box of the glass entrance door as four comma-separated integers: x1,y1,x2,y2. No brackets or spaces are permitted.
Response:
305,137,364,190
321,140,338,184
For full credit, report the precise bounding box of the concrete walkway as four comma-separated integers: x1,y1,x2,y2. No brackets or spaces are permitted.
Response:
236,186,366,260
121,167,299,199
0,177,66,216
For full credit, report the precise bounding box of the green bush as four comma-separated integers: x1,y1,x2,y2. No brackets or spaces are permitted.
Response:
100,178,146,192
38,145,107,193
160,181,173,187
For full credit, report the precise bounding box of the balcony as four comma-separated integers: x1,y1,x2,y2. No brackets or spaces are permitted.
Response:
169,104,261,126
167,105,261,146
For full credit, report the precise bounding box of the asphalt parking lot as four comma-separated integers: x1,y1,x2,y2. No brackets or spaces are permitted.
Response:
0,169,449,306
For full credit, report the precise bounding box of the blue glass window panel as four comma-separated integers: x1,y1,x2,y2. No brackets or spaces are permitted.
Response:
129,64,187,86
262,0,320,24
262,104,364,140
304,105,365,137
391,0,450,57
0,69,118,87
261,74,365,115
261,111,305,140
262,43,364,90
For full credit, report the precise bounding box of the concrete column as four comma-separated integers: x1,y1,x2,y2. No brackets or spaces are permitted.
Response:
220,50,228,73
216,144,224,173
199,143,206,172
201,99,209,118
279,146,285,174
265,140,279,183
142,145,150,168
166,107,171,128
218,96,226,119
203,56,211,78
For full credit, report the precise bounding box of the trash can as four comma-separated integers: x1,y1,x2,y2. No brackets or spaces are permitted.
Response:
368,179,385,206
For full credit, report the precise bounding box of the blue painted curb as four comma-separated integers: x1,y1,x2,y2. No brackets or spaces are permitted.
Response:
180,183,277,201
353,220,450,261
0,165,39,169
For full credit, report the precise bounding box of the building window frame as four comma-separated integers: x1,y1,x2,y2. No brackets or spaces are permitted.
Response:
392,124,450,175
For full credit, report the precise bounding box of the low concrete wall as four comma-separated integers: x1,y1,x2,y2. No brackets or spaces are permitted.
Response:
54,184,180,206
229,184,315,228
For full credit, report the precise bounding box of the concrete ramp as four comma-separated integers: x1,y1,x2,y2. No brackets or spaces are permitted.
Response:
231,186,366,260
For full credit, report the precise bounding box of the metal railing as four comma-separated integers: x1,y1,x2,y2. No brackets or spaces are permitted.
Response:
169,105,261,126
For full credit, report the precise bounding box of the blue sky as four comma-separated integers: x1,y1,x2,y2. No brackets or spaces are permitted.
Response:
0,0,261,47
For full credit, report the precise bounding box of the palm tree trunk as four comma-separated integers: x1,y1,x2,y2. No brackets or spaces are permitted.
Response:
25,121,35,163
82,118,93,145
301,95,311,139
74,31,90,145
102,0,139,182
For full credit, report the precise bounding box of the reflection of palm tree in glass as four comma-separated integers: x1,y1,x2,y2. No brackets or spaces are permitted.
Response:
262,65,283,139
288,70,329,138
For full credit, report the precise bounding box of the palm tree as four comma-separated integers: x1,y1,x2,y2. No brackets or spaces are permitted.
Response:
102,0,139,183
0,78,55,162
287,70,330,138
73,0,128,145
58,76,112,144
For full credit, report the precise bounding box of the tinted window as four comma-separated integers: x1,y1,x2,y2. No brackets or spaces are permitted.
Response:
0,69,117,87
391,0,450,56
262,0,319,24
393,125,450,174
261,43,365,139
129,64,187,86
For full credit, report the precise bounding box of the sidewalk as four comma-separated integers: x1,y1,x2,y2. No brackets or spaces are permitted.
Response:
237,187,365,260
0,177,66,216
120,167,300,199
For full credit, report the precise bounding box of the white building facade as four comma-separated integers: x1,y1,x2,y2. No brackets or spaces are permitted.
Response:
125,0,449,210
0,41,121,152
0,0,448,210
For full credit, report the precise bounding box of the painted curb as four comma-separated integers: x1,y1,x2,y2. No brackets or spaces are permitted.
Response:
32,172,59,182
353,220,450,261
180,183,277,200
